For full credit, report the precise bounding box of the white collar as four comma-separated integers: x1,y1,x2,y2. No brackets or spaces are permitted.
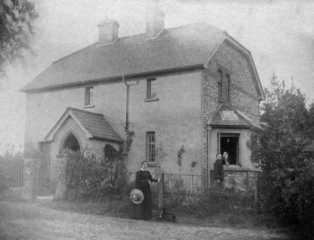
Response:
140,168,145,171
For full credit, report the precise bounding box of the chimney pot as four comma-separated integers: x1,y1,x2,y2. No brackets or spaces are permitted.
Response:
146,3,165,39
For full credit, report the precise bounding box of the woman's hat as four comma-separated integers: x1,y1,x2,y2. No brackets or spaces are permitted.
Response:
130,189,144,204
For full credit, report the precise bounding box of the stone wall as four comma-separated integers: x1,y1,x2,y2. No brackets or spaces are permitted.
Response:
205,41,261,122
210,169,260,191
203,40,262,189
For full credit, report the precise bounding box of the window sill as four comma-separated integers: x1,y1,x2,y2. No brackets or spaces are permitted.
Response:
145,97,159,102
225,165,242,169
83,104,94,108
147,162,157,167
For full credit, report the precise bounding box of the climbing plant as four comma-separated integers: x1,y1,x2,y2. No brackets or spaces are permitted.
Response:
177,145,185,167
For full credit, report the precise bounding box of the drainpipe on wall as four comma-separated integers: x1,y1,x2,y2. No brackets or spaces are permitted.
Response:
122,76,139,131
206,125,212,189
122,76,130,131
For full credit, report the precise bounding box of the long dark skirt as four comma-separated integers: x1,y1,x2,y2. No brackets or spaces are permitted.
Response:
130,182,153,220
129,201,143,219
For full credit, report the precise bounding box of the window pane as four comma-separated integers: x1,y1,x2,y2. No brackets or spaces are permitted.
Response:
218,70,223,102
85,87,93,105
147,79,156,98
147,132,156,162
85,88,90,105
151,80,156,98
226,74,230,102
221,110,238,120
90,87,94,105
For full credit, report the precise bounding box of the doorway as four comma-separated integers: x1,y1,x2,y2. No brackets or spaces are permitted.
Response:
219,134,239,165
63,133,80,151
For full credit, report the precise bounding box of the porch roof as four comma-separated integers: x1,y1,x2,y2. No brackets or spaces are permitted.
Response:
208,103,262,129
45,107,124,142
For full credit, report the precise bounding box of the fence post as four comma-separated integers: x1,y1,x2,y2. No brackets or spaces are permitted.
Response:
22,157,36,201
158,172,165,210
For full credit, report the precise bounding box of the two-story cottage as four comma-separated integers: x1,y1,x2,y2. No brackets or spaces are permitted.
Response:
22,7,265,192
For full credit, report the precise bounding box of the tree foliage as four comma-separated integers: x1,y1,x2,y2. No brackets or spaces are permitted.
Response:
248,74,314,239
0,0,37,73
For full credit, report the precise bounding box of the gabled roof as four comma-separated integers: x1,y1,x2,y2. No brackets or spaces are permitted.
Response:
21,22,265,100
45,107,123,142
209,103,262,129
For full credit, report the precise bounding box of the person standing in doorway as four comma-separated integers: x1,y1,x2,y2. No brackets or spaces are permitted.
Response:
223,152,230,166
214,153,229,185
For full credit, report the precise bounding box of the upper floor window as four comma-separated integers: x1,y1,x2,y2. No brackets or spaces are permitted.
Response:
217,69,231,103
218,70,223,102
146,132,156,163
85,87,94,106
226,74,230,102
147,78,157,99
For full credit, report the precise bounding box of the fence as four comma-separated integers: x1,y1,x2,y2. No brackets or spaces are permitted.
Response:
129,171,258,210
0,156,24,188
130,172,204,207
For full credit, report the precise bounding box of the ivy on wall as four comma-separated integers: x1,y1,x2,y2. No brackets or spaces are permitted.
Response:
177,145,185,168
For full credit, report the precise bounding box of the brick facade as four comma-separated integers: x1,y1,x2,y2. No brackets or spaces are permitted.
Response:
206,42,260,122
202,41,262,188
210,169,259,191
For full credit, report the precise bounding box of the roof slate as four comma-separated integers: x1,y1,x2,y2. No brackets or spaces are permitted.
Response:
21,22,225,92
46,107,123,142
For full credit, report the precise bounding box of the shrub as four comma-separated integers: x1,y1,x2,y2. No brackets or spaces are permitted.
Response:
196,186,255,216
247,75,314,239
65,147,130,201
65,129,134,202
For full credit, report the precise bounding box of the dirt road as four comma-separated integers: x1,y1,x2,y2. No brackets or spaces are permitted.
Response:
0,201,287,240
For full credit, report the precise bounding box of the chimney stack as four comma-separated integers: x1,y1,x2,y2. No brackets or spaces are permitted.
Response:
98,17,119,44
146,1,165,39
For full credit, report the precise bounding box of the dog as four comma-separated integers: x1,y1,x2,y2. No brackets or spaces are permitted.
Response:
159,207,176,223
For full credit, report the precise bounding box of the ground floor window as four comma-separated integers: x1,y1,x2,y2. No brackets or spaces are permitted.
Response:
146,132,156,162
219,133,239,165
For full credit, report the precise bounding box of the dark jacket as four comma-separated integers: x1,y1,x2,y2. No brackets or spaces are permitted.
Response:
214,159,226,181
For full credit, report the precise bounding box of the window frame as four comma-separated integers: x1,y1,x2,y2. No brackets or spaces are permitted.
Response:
146,78,158,101
226,74,231,102
217,66,231,103
217,133,240,166
218,70,223,102
84,86,94,107
146,131,156,164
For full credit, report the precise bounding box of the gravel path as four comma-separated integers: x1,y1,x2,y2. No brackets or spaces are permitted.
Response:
0,201,288,240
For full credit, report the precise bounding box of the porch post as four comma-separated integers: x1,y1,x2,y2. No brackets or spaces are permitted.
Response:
54,151,68,200
205,125,211,189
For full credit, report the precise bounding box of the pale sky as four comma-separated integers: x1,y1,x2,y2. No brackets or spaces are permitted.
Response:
0,0,313,153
